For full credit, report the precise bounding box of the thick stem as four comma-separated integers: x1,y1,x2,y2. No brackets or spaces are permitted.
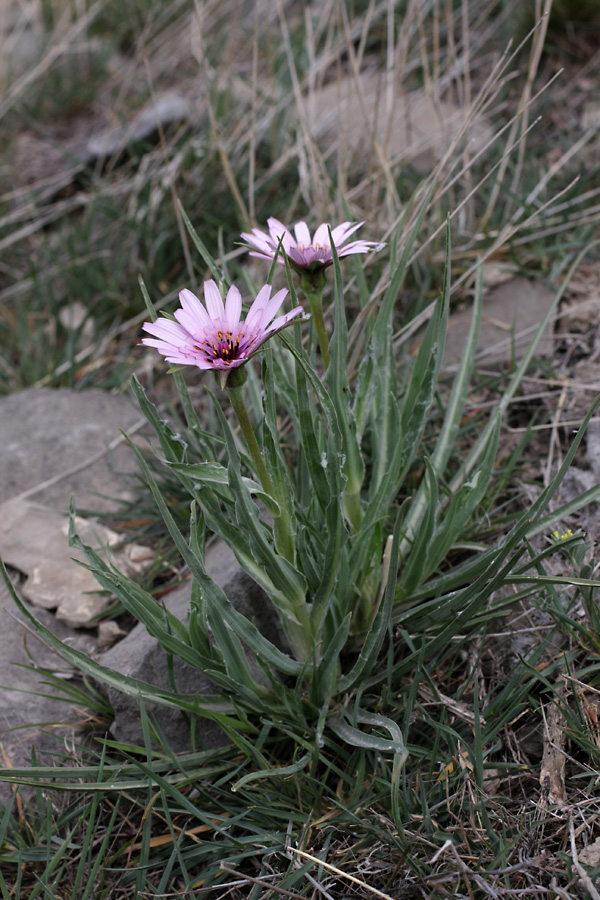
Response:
226,384,295,565
303,284,330,370
227,385,274,496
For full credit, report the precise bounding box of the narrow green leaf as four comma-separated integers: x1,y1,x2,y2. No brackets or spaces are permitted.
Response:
130,375,187,464
289,326,335,512
177,200,222,282
397,393,600,667
339,513,401,693
168,459,281,517
309,497,347,633
327,227,364,507
138,275,157,322
362,225,450,534
353,349,376,443
310,612,351,707
231,751,312,792
372,187,435,354
262,353,297,535
398,261,484,555
328,708,407,760
210,395,309,621
203,601,267,700
398,457,439,597
202,579,304,676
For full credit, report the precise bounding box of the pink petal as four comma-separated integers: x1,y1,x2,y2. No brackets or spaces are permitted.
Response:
203,280,225,321
142,318,189,342
167,352,214,369
178,289,212,330
287,247,309,266
255,287,289,330
312,223,331,246
338,239,378,257
263,305,305,336
224,284,242,330
247,250,284,263
267,217,295,254
330,221,363,245
240,228,272,254
141,336,179,353
245,284,274,330
293,221,311,248
174,306,206,338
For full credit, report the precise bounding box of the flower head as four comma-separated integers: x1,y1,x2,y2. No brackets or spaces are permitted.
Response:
142,280,304,383
241,218,382,272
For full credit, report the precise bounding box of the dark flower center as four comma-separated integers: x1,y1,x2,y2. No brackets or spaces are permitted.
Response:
195,329,256,363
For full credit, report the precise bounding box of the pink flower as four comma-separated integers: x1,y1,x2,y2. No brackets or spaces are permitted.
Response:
142,280,304,373
241,218,382,270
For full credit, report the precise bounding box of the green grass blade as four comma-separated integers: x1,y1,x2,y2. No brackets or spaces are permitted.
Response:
399,263,484,555
339,514,401,693
327,226,364,516
177,200,223,282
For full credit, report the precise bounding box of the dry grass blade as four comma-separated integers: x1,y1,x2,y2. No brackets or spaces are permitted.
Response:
289,847,396,900
570,816,600,900
0,1,104,120
218,865,304,898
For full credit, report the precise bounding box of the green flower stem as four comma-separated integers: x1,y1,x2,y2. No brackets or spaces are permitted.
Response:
226,383,295,566
227,384,274,494
302,278,330,369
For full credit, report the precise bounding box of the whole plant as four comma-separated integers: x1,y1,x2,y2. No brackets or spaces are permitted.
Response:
3,208,599,796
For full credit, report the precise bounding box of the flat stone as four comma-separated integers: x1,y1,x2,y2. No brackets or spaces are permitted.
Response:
96,620,127,653
0,387,143,512
308,71,492,173
443,277,556,371
0,499,152,628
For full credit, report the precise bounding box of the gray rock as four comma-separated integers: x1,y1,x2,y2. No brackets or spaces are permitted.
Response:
443,277,556,371
308,73,492,174
0,499,152,628
100,539,286,753
96,620,127,653
0,387,143,512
